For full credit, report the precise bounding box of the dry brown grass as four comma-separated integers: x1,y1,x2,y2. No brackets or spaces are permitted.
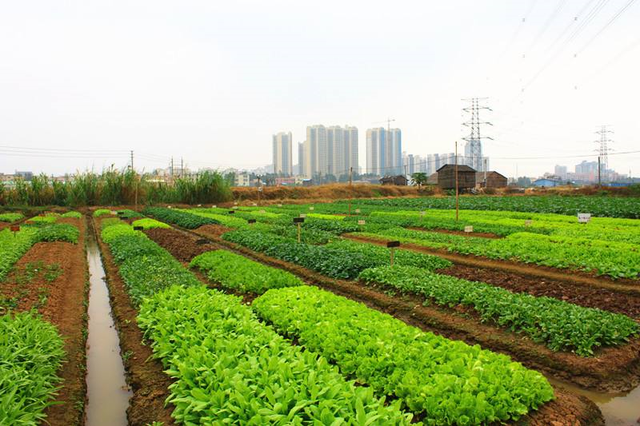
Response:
231,183,436,203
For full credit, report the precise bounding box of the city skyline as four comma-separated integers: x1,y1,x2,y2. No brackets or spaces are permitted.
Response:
1,1,639,178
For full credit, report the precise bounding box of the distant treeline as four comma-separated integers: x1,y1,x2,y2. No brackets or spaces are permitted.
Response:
0,169,232,206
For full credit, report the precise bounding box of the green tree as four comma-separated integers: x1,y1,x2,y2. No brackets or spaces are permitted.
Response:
411,172,428,188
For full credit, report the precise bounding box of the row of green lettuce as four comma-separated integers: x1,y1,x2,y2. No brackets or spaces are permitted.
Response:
354,227,640,279
1,218,80,424
100,220,558,424
99,221,413,424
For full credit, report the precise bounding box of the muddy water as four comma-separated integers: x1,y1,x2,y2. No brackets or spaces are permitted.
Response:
85,230,131,426
549,378,640,425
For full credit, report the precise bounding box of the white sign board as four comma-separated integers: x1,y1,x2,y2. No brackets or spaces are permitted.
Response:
277,204,282,207
252,203,257,206
578,213,591,224
464,226,474,233
212,205,217,209
234,202,238,205
309,206,315,210
197,204,202,207
300,214,306,218
358,220,366,225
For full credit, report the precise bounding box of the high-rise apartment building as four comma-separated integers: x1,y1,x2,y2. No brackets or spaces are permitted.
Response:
366,127,402,175
272,132,293,176
301,125,358,178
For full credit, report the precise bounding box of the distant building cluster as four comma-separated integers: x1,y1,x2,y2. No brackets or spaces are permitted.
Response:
270,126,497,185
534,160,628,187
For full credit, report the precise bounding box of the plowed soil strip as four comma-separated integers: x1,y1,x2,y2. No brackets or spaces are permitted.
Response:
0,218,88,426
91,218,176,426
144,225,604,425
441,264,640,319
344,233,640,294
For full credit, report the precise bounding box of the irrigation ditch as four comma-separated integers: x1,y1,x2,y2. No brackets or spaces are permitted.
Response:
84,222,131,426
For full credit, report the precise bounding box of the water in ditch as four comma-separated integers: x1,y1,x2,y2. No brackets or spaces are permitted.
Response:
85,229,131,426
549,378,640,425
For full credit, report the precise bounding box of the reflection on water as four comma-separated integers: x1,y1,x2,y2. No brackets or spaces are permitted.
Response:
85,230,131,426
548,378,640,425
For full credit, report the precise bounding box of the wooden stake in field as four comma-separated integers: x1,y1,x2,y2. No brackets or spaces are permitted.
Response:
293,217,304,243
387,240,400,266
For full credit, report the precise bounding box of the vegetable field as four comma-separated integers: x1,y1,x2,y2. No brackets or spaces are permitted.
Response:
3,194,639,425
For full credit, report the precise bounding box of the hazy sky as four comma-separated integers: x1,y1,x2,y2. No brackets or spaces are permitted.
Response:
1,0,639,177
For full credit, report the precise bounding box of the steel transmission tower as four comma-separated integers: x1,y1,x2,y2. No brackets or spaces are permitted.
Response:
595,125,613,171
462,98,492,171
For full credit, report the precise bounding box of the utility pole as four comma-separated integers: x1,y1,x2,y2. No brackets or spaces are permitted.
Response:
595,125,613,183
180,157,184,178
170,157,174,181
455,141,459,222
598,156,601,188
462,98,492,171
130,150,134,171
348,166,353,216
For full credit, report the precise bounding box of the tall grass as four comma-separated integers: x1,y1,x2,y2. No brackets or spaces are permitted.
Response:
0,169,231,207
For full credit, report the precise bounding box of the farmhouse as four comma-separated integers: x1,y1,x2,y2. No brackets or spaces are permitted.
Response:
436,164,476,190
476,171,508,188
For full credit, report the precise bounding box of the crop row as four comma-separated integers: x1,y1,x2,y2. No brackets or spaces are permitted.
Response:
0,224,79,281
357,227,640,279
349,195,640,219
138,285,411,424
101,222,201,305
0,212,24,222
359,266,639,356
369,210,640,245
131,218,170,229
222,229,451,279
253,286,555,424
142,206,219,229
0,312,65,425
190,250,303,294
99,221,413,424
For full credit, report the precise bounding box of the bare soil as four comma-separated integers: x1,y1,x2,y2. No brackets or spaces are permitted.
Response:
92,218,176,426
345,233,640,294
0,217,88,426
440,264,640,319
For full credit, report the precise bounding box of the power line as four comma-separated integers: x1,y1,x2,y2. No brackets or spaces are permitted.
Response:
575,0,638,56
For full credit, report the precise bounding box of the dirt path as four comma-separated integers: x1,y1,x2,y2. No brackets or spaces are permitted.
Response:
92,218,176,426
144,225,604,425
0,217,88,426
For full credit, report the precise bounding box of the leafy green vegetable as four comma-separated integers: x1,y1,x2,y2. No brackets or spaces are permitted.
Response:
138,285,412,425
93,209,112,217
60,211,82,218
143,207,219,229
253,286,555,424
223,229,450,280
131,218,170,229
0,312,65,425
0,213,24,223
190,250,303,294
359,266,639,356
